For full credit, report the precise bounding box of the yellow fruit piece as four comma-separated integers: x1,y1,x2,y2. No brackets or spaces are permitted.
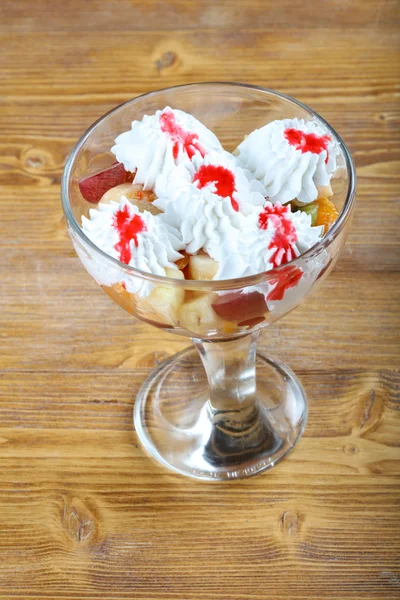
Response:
221,321,239,335
316,197,339,233
188,253,219,280
317,184,333,199
146,268,185,326
101,183,160,215
178,293,222,335
175,252,190,271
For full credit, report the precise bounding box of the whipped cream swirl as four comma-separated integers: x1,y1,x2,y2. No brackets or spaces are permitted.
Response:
154,151,264,264
111,107,222,191
81,197,183,296
236,118,339,205
215,202,324,280
156,174,247,262
155,150,266,212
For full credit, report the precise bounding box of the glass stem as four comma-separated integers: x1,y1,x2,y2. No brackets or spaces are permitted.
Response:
193,332,259,412
193,333,281,467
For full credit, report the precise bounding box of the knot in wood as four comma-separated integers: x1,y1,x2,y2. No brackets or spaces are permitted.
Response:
343,443,359,455
62,496,96,544
155,51,177,72
23,147,47,169
280,511,300,536
26,155,45,168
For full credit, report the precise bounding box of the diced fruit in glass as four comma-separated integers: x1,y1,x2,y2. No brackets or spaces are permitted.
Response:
146,267,185,325
299,201,319,226
178,293,222,334
221,320,240,334
101,183,153,203
101,182,134,204
175,252,190,271
101,183,160,215
102,282,135,314
317,183,333,199
78,163,134,204
130,197,161,216
238,316,266,328
211,291,267,323
291,183,333,208
316,197,339,233
188,253,218,280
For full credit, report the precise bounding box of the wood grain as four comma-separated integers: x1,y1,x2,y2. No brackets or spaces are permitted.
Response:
0,1,399,598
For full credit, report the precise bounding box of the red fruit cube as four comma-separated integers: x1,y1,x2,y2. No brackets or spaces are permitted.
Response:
78,162,134,204
212,291,268,323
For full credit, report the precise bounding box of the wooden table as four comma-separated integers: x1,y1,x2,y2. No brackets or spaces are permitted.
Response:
1,1,399,598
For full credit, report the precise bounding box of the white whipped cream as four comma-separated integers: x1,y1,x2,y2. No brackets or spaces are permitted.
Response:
215,203,323,280
192,151,266,214
266,249,329,316
155,151,266,215
236,118,339,205
111,107,222,191
154,151,263,265
81,197,183,296
157,179,247,262
79,109,335,306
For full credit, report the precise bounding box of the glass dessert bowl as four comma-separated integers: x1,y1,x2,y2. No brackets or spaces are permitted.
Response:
61,83,356,481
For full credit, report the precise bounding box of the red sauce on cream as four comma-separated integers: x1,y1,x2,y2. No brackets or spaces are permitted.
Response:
258,203,298,267
284,128,331,163
113,205,147,264
193,164,239,211
159,109,206,160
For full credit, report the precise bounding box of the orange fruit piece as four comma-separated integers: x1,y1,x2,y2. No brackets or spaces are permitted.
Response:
175,251,190,272
316,197,339,233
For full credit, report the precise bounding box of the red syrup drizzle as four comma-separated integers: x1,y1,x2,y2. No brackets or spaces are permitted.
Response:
258,203,304,301
284,128,331,163
159,109,206,160
193,164,239,211
113,205,147,264
266,266,304,302
258,202,298,268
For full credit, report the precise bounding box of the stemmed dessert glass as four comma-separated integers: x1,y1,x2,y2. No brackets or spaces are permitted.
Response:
61,83,356,480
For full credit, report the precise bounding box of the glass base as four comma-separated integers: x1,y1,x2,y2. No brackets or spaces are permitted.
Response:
134,347,307,481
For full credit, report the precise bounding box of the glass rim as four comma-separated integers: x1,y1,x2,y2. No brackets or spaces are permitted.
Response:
61,81,356,291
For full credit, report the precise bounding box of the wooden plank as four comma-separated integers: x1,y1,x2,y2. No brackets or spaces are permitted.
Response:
0,0,399,598
0,369,398,434
1,30,399,100
1,0,399,33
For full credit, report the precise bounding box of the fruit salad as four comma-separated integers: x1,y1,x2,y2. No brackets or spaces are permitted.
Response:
77,107,340,334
